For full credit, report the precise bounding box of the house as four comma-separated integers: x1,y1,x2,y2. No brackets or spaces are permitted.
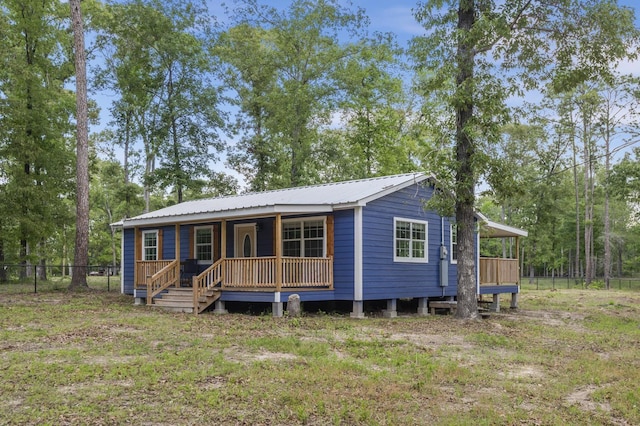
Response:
113,173,527,317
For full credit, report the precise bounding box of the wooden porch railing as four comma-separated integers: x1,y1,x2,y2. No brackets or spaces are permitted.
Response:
221,257,333,290
135,260,174,288
136,256,333,310
479,257,519,285
188,256,334,292
281,257,333,288
146,259,180,305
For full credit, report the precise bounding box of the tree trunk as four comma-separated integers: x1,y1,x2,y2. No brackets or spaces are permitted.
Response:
603,114,611,290
0,239,6,283
571,117,580,280
454,0,478,320
69,0,89,290
37,239,47,280
583,116,592,286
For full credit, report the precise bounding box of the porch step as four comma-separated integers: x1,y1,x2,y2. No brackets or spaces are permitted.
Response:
151,287,221,314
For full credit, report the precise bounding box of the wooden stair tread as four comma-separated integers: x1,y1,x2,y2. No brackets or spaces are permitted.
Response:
151,287,222,314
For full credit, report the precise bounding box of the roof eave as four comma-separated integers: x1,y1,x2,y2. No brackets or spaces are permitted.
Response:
120,205,334,228
480,219,528,238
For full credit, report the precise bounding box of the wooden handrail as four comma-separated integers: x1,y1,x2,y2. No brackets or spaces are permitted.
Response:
146,259,180,305
193,258,225,312
135,260,173,288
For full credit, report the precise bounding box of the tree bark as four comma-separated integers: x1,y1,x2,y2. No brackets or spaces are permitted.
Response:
69,0,89,290
571,117,580,281
454,0,478,320
583,117,594,286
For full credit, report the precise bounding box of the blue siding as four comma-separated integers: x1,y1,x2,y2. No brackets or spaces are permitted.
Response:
161,226,175,260
361,184,458,300
123,228,135,295
180,225,191,260
333,209,355,300
257,218,274,257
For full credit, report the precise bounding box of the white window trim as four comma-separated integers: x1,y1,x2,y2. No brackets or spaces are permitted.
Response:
393,217,428,263
450,222,458,264
194,225,214,264
281,216,327,258
142,230,159,261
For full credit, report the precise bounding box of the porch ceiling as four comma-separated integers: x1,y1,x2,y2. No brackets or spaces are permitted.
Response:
480,219,528,238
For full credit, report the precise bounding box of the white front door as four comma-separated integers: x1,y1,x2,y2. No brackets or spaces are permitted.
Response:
235,224,257,258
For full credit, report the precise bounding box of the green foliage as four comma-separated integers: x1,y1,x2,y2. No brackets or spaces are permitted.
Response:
220,0,417,189
93,0,230,205
0,0,76,266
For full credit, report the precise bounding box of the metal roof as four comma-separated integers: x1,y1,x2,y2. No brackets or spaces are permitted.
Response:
118,173,431,228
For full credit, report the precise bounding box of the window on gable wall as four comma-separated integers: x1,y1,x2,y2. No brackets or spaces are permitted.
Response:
394,218,428,263
450,223,458,264
142,230,158,260
195,226,213,263
282,218,325,257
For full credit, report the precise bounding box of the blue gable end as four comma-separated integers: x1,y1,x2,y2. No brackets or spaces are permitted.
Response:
361,184,458,300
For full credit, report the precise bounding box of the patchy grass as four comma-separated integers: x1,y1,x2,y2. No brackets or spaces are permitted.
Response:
0,289,639,425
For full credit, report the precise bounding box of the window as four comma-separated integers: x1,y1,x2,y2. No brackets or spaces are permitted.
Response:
195,226,213,263
394,218,428,263
142,230,158,261
282,218,325,257
450,223,458,264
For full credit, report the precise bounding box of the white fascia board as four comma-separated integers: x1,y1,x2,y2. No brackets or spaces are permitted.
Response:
122,207,277,228
110,220,124,229
274,205,334,213
121,205,335,229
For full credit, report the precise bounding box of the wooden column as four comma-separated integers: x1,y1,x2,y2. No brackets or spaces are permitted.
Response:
275,214,282,291
515,236,521,285
221,220,226,259
221,220,226,284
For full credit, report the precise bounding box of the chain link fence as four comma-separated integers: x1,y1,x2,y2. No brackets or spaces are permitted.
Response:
0,264,119,294
521,276,640,291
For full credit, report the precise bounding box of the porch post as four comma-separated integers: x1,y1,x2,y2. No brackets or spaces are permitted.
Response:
221,220,226,259
275,213,282,291
221,219,226,284
515,236,521,285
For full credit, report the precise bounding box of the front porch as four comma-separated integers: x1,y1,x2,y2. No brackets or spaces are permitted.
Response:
136,256,334,313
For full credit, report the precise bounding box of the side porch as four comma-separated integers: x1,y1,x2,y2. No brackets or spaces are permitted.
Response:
477,216,528,311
